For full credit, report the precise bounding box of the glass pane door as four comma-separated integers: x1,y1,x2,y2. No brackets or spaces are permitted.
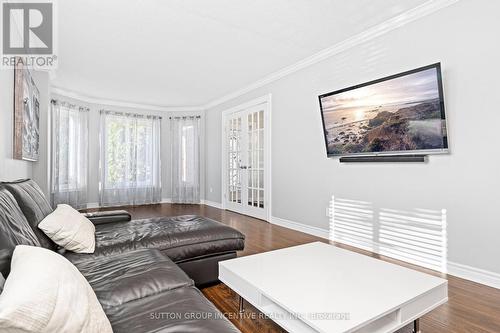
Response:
227,115,242,205
247,109,264,209
224,101,268,221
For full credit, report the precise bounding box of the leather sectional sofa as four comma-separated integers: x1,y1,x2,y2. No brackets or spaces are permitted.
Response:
0,179,244,332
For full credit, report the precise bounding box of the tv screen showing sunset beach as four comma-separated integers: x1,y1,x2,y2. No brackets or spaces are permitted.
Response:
319,65,448,156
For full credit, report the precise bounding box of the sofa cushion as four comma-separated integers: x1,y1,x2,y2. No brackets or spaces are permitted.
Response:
106,286,240,333
1,179,57,251
0,245,112,333
72,248,193,309
65,215,245,263
0,188,42,276
39,204,96,253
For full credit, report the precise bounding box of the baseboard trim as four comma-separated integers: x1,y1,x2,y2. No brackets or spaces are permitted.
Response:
447,261,500,290
270,216,329,239
87,198,212,209
202,200,222,209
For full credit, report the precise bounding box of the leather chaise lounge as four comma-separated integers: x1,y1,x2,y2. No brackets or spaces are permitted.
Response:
0,179,244,332
1,179,245,286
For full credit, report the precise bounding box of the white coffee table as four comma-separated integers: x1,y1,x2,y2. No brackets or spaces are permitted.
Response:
219,242,447,333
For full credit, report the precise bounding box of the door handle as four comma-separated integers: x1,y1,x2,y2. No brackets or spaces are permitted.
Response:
240,166,248,169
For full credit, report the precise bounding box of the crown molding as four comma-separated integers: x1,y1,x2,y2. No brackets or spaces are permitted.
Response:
203,0,460,110
51,87,205,112
51,0,460,112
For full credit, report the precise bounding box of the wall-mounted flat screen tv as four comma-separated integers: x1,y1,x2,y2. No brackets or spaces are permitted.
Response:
319,63,448,157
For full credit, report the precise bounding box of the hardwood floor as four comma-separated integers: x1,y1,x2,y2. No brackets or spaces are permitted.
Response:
89,203,500,333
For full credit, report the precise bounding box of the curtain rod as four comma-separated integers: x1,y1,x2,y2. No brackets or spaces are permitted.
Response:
100,109,162,120
169,115,201,120
51,99,90,112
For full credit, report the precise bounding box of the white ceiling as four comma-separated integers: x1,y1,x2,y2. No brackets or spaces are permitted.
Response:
53,0,429,107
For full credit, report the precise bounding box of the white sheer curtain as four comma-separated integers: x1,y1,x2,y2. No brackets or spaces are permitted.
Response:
99,110,162,207
171,116,200,204
51,100,89,209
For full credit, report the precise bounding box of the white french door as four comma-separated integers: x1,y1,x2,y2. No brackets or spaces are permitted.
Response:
222,96,270,221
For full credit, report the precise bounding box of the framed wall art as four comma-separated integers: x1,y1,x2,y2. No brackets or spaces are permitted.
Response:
13,59,40,161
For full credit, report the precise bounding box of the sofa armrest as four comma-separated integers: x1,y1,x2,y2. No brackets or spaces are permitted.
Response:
82,210,132,225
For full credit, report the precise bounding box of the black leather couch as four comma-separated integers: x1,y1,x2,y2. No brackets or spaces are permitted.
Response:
0,179,244,333
2,179,245,286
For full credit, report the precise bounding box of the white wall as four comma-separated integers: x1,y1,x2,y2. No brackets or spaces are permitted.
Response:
205,0,500,275
0,69,50,183
50,93,205,206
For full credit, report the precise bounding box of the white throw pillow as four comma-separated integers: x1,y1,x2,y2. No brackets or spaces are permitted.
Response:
39,204,96,253
0,245,113,333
